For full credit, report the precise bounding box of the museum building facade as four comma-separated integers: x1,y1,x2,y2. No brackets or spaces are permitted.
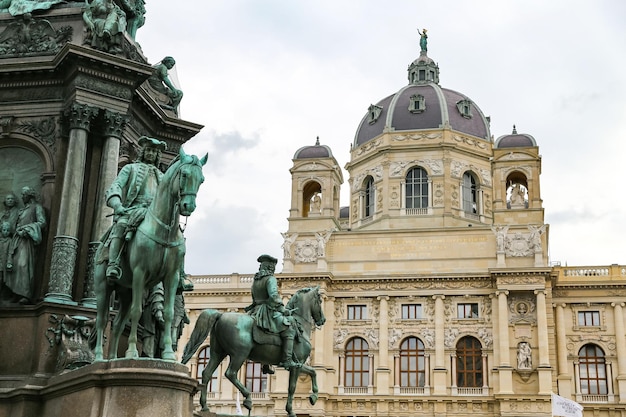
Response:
180,44,626,417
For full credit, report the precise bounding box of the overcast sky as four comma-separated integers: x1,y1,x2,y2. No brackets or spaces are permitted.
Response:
136,1,626,274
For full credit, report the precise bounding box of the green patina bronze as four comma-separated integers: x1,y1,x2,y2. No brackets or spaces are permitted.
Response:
418,27,428,52
82,0,127,54
182,283,326,417
91,143,207,362
148,56,184,115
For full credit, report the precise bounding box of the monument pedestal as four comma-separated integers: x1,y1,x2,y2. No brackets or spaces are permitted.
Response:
42,359,197,417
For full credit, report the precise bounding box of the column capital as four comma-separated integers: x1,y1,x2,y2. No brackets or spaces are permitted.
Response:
102,109,129,139
611,302,625,308
377,295,390,302
66,102,99,131
432,294,445,300
496,290,509,297
553,303,567,309
534,289,546,296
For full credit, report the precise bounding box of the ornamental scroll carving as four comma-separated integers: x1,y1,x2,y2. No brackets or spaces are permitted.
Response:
0,15,72,57
389,159,443,177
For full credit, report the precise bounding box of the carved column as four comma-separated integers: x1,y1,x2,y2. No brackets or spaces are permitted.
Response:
46,103,98,304
535,289,552,394
376,296,390,394
496,289,513,394
432,294,446,394
82,110,127,306
555,303,573,397
323,296,335,367
612,302,626,402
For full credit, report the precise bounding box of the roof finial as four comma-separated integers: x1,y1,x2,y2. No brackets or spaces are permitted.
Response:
315,136,320,146
512,125,517,134
417,28,428,53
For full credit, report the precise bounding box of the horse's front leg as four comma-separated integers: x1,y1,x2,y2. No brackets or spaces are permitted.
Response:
93,264,110,361
160,269,178,361
125,269,144,359
286,368,301,417
299,364,319,405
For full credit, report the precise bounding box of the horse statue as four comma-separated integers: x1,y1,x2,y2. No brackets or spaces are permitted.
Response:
92,147,207,361
182,286,326,417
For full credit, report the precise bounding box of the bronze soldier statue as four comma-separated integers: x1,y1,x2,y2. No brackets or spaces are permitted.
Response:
246,254,297,371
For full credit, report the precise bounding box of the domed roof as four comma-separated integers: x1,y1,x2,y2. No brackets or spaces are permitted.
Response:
494,126,537,148
353,44,491,147
294,137,333,159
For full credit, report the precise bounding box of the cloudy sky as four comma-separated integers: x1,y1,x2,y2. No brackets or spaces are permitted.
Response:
136,1,626,274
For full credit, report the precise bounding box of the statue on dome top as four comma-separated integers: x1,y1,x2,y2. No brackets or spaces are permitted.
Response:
418,28,428,52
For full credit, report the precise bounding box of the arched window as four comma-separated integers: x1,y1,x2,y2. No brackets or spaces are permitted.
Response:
364,177,375,218
406,167,428,210
456,336,483,387
244,361,267,393
345,337,369,387
303,181,322,217
462,172,478,214
196,346,219,392
400,337,426,387
579,344,608,395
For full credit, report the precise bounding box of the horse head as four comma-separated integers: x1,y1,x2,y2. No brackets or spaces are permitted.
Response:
288,286,325,327
175,147,207,216
310,286,326,327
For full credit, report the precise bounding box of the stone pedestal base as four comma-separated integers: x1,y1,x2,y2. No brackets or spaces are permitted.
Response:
42,359,197,417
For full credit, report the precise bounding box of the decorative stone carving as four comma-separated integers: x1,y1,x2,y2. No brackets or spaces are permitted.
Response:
478,327,493,347
334,328,349,349
66,103,99,131
294,239,318,263
420,328,434,348
281,232,298,260
16,117,58,154
355,137,382,156
103,110,129,138
393,132,441,142
389,328,403,348
0,14,72,57
364,328,379,348
389,159,443,177
48,236,78,298
509,295,537,324
315,228,335,258
444,328,459,348
46,314,95,371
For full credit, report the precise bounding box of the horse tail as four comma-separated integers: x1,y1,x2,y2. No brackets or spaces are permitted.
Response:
182,309,221,364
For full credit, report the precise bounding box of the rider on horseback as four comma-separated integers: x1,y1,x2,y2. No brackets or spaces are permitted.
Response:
246,254,298,371
104,136,167,283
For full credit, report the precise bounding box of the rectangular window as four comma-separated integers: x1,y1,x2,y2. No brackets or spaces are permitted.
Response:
347,305,367,320
401,304,422,319
457,303,479,319
578,311,600,326
245,361,267,393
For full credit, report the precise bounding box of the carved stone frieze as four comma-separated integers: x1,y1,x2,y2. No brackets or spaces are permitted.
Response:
74,74,133,101
297,175,326,188
444,328,459,347
16,117,59,154
393,132,442,142
420,328,434,348
451,134,488,150
350,165,383,192
497,275,545,286
0,15,72,57
355,137,382,155
389,159,443,177
331,279,492,292
433,183,444,206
